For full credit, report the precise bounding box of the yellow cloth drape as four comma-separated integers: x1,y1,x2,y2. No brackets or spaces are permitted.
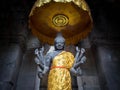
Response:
48,51,75,90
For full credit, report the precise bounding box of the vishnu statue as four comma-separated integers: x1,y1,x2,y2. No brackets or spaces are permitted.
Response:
34,33,86,90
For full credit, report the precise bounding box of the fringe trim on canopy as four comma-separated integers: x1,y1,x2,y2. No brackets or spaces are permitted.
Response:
29,20,93,45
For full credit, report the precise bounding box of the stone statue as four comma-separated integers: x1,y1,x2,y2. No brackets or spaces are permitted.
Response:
34,33,86,90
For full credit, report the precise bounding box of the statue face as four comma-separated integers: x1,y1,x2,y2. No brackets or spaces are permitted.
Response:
54,40,65,50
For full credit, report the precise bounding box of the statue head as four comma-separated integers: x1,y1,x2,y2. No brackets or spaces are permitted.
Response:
54,32,65,50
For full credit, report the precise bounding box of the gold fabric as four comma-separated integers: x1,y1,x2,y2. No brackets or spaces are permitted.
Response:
29,0,90,16
48,51,74,90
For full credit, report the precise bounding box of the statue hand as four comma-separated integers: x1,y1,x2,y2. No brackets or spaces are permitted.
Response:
38,66,49,79
42,66,49,74
80,56,87,64
35,47,45,60
76,46,80,52
70,67,77,76
38,71,44,79
35,47,44,55
80,48,85,54
73,56,87,70
76,47,86,54
70,67,82,76
75,48,86,62
40,46,44,53
76,67,82,76
34,57,40,64
35,49,39,55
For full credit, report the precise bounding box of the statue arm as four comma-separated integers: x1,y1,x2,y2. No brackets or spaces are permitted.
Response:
74,47,80,63
70,47,86,76
74,56,86,69
35,57,44,70
38,53,52,79
35,48,44,65
34,47,50,78
76,48,85,63
42,54,52,74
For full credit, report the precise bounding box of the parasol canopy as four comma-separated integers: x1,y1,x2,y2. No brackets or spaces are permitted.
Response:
29,0,93,45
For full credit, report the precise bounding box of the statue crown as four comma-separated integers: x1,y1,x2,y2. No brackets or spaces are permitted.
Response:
54,32,65,42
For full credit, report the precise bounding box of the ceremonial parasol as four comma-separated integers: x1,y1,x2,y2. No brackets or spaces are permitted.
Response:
29,0,93,45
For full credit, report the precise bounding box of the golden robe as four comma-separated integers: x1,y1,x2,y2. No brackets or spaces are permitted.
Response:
48,51,74,90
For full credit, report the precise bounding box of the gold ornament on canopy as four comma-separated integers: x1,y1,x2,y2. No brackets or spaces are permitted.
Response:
29,0,93,45
52,14,69,27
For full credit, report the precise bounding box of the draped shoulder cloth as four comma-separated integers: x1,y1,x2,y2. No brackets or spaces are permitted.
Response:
48,51,74,90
